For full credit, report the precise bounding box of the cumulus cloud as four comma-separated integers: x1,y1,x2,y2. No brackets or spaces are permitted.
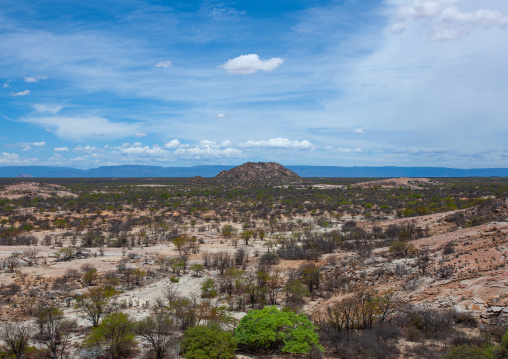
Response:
0,152,36,165
391,0,508,41
135,131,147,137
74,145,97,152
2,83,8,88
33,104,63,114
20,116,139,141
32,142,46,146
219,54,284,74
216,113,227,118
11,90,30,96
164,139,181,149
155,60,172,68
54,147,69,152
174,140,243,159
24,75,48,82
117,145,170,157
239,137,315,150
353,129,365,134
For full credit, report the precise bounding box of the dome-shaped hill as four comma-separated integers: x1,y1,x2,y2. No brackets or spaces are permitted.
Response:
212,162,302,185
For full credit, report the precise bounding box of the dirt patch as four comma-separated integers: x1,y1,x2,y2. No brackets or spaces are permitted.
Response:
353,177,441,190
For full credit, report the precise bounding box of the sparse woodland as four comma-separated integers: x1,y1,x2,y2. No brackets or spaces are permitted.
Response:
0,176,508,358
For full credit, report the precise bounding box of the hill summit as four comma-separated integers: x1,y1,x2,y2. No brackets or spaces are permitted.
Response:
210,162,302,185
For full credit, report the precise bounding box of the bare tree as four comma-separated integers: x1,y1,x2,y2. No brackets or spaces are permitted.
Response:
4,254,21,272
0,321,33,359
34,306,77,359
22,248,41,266
135,310,178,359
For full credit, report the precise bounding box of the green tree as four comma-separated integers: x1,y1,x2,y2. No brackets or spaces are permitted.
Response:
201,278,217,298
77,286,117,327
234,306,322,354
182,323,237,359
84,312,137,359
191,263,205,277
82,268,99,286
221,225,237,239
172,236,187,255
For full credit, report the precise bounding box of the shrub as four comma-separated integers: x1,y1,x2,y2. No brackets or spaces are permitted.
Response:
182,323,237,359
443,344,493,359
235,306,322,354
389,241,416,257
201,278,217,298
259,252,280,266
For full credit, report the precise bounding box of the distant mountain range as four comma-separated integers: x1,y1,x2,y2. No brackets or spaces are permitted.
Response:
1,165,508,178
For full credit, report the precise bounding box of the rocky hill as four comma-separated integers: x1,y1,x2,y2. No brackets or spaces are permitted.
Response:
0,182,77,199
210,162,302,185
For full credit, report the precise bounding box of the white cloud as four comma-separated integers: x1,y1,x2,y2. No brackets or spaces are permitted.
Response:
54,147,69,152
2,83,8,88
11,90,30,96
117,145,170,157
220,140,232,148
391,0,508,41
135,131,147,137
33,104,63,114
174,140,243,159
337,147,363,153
0,152,36,165
24,75,48,82
20,116,139,141
74,145,97,153
353,129,365,133
164,139,181,149
216,113,227,118
155,60,172,68
219,54,284,74
239,137,315,150
22,146,31,151
6,141,46,149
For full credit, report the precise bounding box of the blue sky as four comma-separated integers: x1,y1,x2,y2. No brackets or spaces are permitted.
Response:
1,0,508,169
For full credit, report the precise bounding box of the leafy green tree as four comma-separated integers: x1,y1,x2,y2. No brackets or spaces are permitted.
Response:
221,225,237,239
182,323,237,359
82,268,98,286
191,263,205,276
234,306,322,354
283,280,310,306
84,312,137,359
172,236,187,255
77,286,117,327
201,278,217,298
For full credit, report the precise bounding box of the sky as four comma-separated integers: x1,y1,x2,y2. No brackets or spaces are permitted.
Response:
1,0,508,169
